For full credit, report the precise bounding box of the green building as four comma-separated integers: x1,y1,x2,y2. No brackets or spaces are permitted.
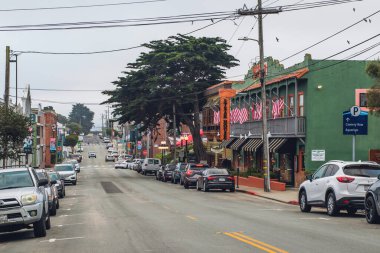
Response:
226,54,380,187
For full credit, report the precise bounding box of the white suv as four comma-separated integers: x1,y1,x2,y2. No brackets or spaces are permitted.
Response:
299,160,380,216
141,158,161,175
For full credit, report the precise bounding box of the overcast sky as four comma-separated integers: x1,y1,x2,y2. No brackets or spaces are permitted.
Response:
1,0,379,129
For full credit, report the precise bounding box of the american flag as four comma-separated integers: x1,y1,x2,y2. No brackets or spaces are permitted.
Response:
272,98,285,119
239,108,249,124
213,111,220,125
253,102,262,120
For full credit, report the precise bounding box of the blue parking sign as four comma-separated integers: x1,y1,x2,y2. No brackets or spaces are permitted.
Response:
343,108,368,135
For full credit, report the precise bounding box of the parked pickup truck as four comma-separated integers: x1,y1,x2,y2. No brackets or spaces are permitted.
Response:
0,167,51,237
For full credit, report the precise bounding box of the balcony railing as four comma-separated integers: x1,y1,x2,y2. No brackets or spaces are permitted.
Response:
231,117,306,137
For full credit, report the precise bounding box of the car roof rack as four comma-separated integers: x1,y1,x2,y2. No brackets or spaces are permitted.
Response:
328,160,346,163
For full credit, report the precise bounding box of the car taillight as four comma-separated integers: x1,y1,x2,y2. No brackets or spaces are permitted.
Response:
336,176,355,183
186,170,193,176
227,176,234,181
207,176,216,180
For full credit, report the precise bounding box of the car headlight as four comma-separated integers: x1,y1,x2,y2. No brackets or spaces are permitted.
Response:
21,194,38,205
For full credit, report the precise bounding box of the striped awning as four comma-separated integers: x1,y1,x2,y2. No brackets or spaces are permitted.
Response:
242,138,263,152
220,138,237,148
230,138,247,151
269,138,287,153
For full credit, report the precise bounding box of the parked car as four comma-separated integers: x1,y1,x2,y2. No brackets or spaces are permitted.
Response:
105,154,115,162
70,153,82,163
35,169,59,216
299,160,380,216
54,163,78,185
172,163,187,184
106,143,113,149
182,163,210,189
156,166,165,181
0,167,51,237
130,159,143,170
88,151,97,158
162,164,176,182
365,174,380,224
196,168,235,192
66,159,80,173
111,151,119,159
47,171,65,198
141,158,161,175
115,160,128,169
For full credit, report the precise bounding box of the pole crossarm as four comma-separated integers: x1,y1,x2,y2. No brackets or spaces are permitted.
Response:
237,7,281,16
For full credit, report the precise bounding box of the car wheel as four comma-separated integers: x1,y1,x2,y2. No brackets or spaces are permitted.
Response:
203,182,209,192
196,181,201,191
230,187,235,192
72,180,77,186
56,199,60,209
365,196,380,224
347,207,357,216
184,181,189,189
50,202,57,216
33,210,47,237
45,213,51,230
326,192,339,216
299,191,312,213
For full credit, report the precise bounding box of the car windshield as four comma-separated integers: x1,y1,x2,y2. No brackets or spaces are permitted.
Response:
343,165,380,177
55,165,74,172
48,173,59,181
0,170,34,190
207,169,229,175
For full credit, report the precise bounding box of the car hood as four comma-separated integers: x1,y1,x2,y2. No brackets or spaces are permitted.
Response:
0,187,37,200
57,171,76,177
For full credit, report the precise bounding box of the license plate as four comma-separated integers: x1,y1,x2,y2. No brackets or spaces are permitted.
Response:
0,214,8,223
219,178,225,182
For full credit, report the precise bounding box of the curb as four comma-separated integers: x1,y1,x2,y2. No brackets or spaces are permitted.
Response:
236,189,299,206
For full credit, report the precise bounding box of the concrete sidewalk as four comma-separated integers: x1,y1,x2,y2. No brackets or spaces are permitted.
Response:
236,185,299,205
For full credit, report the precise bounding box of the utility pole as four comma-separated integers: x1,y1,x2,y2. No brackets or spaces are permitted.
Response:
4,46,10,111
101,114,104,136
238,2,281,192
173,103,177,163
10,53,18,107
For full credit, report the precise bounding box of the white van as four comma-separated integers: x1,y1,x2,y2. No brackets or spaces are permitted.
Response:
141,158,161,175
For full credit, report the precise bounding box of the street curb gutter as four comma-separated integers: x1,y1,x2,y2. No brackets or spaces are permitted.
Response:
236,189,299,206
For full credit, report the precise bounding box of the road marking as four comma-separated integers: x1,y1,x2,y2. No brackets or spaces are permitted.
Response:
186,215,198,221
162,205,171,210
62,208,72,211
224,232,288,253
55,223,84,227
40,237,85,243
299,217,330,221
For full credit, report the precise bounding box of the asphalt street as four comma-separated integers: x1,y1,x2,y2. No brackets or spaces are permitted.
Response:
1,137,380,253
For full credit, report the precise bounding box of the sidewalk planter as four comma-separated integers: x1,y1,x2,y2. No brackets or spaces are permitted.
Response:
234,176,286,191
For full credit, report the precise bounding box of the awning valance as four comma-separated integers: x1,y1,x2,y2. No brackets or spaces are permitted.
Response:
220,138,237,148
269,138,287,153
230,138,247,151
242,138,263,152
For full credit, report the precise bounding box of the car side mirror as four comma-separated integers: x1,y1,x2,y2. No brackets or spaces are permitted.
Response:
51,180,57,184
306,175,313,182
38,178,49,186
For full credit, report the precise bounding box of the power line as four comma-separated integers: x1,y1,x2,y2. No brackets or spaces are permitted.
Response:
280,9,380,62
0,0,167,12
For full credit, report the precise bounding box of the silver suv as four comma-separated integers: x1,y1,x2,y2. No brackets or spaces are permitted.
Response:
0,167,51,237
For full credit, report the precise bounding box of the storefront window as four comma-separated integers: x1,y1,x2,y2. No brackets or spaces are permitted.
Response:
298,92,304,116
288,95,294,116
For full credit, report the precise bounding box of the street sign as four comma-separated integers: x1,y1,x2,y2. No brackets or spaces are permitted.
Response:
30,114,37,123
343,107,368,135
311,150,325,161
137,141,142,150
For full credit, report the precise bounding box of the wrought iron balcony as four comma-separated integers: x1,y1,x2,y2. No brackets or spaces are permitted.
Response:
231,117,306,137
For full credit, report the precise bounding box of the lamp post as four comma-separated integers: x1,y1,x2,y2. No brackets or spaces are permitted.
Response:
184,135,189,163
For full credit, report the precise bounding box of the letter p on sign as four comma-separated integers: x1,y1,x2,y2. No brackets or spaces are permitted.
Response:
350,106,361,117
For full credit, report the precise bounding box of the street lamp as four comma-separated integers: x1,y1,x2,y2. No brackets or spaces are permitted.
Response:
184,135,189,163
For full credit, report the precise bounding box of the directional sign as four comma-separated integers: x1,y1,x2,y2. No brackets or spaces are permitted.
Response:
343,107,368,135
30,114,37,124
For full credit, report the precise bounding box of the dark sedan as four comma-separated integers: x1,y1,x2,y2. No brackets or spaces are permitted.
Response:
48,171,66,198
365,174,380,224
183,163,210,189
172,163,187,184
196,168,235,192
162,164,176,182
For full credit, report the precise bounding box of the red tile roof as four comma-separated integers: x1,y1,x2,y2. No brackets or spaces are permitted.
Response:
242,68,309,92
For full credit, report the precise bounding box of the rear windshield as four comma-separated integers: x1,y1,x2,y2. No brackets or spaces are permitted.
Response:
48,173,59,181
0,170,34,189
343,165,380,177
207,169,229,175
55,165,74,172
190,164,209,170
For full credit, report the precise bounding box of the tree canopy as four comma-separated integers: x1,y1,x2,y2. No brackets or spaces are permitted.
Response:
66,122,82,135
103,34,238,161
57,113,68,125
0,105,30,168
63,134,78,152
366,61,380,116
68,103,94,134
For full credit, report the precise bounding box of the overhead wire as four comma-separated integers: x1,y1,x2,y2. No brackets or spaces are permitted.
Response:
0,0,166,12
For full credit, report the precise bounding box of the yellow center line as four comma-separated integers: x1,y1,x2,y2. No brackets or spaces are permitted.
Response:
224,232,277,253
186,215,198,221
233,232,289,253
